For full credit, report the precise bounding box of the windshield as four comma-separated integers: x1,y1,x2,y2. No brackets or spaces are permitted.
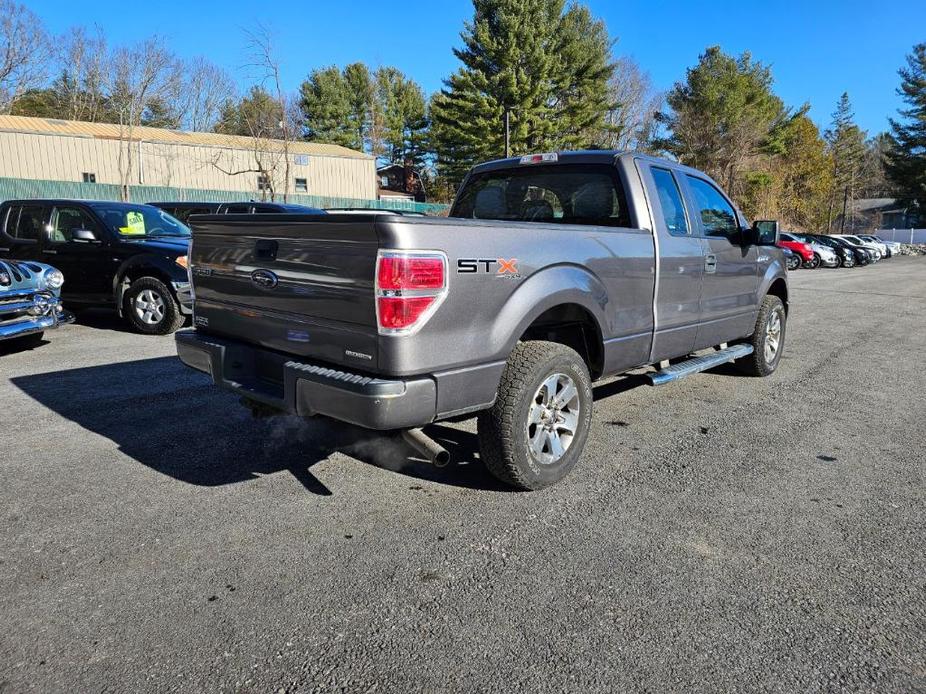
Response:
451,164,632,227
92,203,191,238
844,235,863,244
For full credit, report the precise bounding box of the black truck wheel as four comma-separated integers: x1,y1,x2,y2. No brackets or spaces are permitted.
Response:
736,294,786,377
123,277,185,335
478,341,593,490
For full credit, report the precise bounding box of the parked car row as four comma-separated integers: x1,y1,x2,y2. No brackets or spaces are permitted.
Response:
776,231,898,270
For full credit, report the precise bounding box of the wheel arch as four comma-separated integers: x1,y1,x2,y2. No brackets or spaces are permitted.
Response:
113,255,183,315
489,264,610,380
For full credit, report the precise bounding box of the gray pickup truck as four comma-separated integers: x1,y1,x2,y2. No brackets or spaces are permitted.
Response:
177,151,788,489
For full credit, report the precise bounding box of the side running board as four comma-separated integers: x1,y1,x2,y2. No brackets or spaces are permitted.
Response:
647,344,754,386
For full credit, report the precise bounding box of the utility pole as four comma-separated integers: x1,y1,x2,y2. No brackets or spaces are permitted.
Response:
839,186,849,233
504,108,511,159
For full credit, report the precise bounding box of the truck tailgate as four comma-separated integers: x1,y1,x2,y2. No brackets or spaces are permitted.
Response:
189,215,380,367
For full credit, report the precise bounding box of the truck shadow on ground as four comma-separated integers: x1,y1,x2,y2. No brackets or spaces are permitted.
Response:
9,356,511,495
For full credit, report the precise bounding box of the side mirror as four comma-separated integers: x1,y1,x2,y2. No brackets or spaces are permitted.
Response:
750,220,779,246
71,228,99,243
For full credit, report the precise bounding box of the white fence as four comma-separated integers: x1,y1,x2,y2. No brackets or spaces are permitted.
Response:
875,229,926,244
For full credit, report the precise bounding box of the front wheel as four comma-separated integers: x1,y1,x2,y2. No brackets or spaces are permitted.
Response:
478,341,593,490
804,254,821,269
841,255,855,268
736,295,786,377
122,277,185,335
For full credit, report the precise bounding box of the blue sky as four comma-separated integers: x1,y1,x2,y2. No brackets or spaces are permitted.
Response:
27,0,924,136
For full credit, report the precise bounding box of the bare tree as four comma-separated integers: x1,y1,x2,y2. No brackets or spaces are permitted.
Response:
243,24,297,201
175,57,236,132
0,0,51,113
108,37,182,200
56,25,110,122
600,56,662,151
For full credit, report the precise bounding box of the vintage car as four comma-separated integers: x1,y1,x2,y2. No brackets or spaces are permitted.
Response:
0,258,73,348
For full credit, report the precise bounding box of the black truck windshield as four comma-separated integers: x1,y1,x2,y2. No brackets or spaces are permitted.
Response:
451,164,632,227
92,203,191,238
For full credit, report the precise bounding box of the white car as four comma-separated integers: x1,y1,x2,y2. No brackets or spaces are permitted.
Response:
781,232,840,268
860,234,900,257
835,235,882,261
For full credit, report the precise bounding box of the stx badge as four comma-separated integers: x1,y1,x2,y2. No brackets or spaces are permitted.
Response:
457,258,520,277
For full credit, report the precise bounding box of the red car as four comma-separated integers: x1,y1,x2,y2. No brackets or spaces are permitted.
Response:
777,238,814,269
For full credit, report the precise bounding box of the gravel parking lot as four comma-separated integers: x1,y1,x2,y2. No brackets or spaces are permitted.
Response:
2,257,925,693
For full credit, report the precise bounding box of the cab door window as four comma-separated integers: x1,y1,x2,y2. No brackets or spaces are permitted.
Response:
50,206,99,243
686,176,739,238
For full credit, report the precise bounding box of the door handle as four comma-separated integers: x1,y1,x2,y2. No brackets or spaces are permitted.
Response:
44,249,58,255
704,254,717,274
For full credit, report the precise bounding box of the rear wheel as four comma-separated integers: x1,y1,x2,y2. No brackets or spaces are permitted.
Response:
122,277,185,335
736,295,786,377
478,341,593,490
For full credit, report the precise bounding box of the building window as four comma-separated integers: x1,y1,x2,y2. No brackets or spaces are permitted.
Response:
257,174,270,191
295,178,308,193
294,154,309,166
82,172,96,183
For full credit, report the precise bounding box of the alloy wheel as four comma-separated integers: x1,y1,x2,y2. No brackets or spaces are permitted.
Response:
134,288,165,325
526,372,580,465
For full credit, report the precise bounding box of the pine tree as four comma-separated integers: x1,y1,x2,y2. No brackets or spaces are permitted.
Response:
885,43,926,221
299,66,356,149
430,0,614,185
656,46,793,199
824,92,867,231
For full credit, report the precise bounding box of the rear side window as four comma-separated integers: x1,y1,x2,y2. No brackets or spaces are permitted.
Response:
651,167,689,236
224,204,252,214
5,205,45,242
686,176,739,238
451,164,632,228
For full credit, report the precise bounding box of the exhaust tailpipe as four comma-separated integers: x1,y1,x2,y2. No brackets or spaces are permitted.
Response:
402,428,450,467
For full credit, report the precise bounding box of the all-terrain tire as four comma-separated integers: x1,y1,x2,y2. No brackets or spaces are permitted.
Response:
477,341,593,490
122,276,185,335
736,294,786,377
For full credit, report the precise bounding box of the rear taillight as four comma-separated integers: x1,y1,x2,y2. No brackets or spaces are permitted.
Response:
375,251,447,333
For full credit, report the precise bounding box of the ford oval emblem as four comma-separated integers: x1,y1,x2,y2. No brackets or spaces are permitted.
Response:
251,269,279,289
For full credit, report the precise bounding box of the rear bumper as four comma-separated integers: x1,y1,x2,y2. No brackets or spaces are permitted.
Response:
175,330,438,430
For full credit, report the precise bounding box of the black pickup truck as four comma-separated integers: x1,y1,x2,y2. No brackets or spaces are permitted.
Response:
0,199,192,334
177,151,789,489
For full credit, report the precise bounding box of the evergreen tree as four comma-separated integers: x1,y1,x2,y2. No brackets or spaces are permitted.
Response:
824,92,867,231
373,67,429,167
885,43,926,220
656,46,794,198
214,86,284,138
299,66,356,148
430,0,614,185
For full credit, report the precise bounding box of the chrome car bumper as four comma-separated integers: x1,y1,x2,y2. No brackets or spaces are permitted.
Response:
0,292,74,340
0,310,74,339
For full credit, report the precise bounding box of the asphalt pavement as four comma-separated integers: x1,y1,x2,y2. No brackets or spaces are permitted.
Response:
1,257,924,693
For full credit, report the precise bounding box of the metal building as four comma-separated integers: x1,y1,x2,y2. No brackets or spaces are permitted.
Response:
0,115,377,202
